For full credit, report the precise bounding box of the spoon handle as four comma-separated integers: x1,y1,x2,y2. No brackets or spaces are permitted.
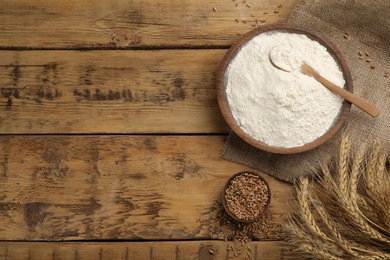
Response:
301,63,380,118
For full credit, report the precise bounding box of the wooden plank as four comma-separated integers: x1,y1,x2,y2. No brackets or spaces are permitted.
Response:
0,241,299,259
0,50,229,134
0,135,293,240
0,0,298,48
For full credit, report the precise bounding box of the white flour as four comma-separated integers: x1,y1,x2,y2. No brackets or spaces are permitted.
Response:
226,32,345,148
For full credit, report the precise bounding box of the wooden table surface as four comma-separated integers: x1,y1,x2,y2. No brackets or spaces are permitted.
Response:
0,0,300,259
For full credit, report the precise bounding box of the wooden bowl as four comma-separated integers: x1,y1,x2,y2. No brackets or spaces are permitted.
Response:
222,171,271,223
217,23,353,154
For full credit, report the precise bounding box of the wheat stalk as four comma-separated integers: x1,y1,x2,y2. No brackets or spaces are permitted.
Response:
285,137,390,259
314,199,390,259
338,139,390,244
361,143,390,236
351,145,389,233
341,180,389,243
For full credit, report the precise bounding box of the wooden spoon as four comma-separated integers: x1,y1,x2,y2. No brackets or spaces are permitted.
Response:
269,47,380,118
300,63,380,118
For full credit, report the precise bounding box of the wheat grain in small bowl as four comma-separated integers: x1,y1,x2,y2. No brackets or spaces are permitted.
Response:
222,171,271,222
217,24,353,154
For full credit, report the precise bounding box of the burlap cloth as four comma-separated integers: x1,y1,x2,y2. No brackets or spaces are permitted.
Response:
222,0,390,183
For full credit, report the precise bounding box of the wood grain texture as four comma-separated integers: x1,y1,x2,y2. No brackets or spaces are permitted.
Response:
0,135,293,240
0,50,229,134
0,241,299,259
0,0,297,48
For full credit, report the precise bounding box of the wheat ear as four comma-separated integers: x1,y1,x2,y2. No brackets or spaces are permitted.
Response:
341,187,390,243
348,144,372,225
297,178,332,243
299,243,343,260
285,221,343,259
361,143,390,237
365,140,382,200
335,141,390,244
350,144,375,219
285,137,390,259
350,144,384,230
338,135,350,197
314,198,390,259
312,200,358,257
318,162,340,205
350,143,366,194
375,151,390,209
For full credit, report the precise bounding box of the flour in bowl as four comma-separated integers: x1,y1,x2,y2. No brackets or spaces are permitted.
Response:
226,32,345,148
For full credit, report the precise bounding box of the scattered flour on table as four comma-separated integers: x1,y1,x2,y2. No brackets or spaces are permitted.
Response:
226,32,345,148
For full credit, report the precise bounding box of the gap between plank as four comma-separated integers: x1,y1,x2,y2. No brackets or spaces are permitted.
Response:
0,133,230,136
0,238,281,243
0,45,230,51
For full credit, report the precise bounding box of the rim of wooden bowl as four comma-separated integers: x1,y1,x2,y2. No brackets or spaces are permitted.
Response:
216,23,353,154
222,171,271,223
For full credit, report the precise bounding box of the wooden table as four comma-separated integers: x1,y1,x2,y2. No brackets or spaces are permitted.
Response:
0,0,299,259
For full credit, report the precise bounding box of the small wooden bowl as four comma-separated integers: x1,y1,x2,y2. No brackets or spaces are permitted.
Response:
222,171,271,223
217,23,353,154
